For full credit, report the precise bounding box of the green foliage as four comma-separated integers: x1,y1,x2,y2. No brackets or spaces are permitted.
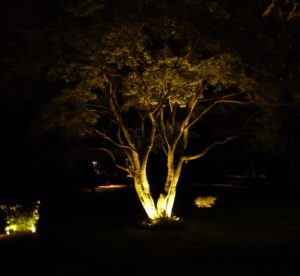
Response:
27,1,262,179
94,21,256,111
0,201,41,234
2,0,299,188
35,85,99,139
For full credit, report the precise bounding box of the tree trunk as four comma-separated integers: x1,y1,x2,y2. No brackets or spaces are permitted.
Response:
132,147,183,220
133,171,180,220
157,188,176,218
133,177,158,219
133,176,179,220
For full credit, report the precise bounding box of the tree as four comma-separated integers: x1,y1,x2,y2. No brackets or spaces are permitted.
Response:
5,0,297,217
41,7,256,220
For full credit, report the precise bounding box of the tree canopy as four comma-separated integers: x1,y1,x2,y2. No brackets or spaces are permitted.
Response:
1,0,299,197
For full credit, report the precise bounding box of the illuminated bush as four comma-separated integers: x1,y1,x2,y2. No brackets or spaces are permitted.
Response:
0,200,41,235
194,196,217,208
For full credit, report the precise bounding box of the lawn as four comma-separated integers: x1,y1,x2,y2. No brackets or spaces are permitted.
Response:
1,185,300,275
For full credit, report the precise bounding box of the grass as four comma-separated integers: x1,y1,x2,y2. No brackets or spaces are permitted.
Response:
1,185,300,275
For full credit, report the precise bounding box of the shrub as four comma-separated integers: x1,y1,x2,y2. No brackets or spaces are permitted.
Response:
194,196,217,208
0,200,41,235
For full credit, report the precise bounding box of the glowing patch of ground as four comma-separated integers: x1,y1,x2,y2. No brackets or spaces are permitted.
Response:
81,184,130,193
95,184,128,192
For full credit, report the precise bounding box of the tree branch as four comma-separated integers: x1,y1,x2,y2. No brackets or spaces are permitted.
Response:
152,89,170,116
106,80,137,151
141,111,157,169
159,108,171,150
187,97,253,130
172,80,207,149
182,134,242,162
95,130,137,153
93,147,131,174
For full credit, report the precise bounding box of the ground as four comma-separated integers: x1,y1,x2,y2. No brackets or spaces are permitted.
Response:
0,184,299,275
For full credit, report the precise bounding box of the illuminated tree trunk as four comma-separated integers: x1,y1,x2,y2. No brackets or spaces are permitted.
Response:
132,149,184,220
134,173,180,220
157,155,183,218
133,176,158,220
102,78,246,221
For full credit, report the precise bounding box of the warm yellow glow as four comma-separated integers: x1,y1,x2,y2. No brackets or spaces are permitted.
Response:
143,200,158,220
157,193,176,218
165,194,175,217
194,196,217,208
1,200,41,235
5,224,17,233
157,194,167,217
95,184,127,190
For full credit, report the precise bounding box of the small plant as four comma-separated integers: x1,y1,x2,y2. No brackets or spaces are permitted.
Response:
194,196,217,208
0,200,41,235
